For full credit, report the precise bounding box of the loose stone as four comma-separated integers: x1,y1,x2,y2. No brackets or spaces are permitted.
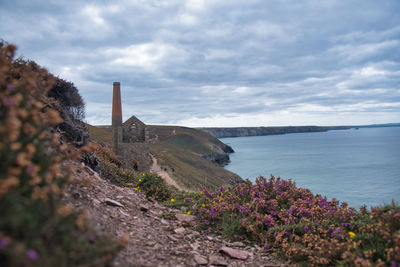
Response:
194,254,208,265
219,246,250,260
104,198,125,208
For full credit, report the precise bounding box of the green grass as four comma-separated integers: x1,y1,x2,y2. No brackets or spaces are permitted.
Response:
150,141,241,191
147,125,230,155
163,134,213,155
86,124,112,144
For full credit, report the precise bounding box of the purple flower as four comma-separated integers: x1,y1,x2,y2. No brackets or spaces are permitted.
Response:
183,198,193,203
5,98,14,106
304,226,309,232
0,237,10,250
26,165,34,172
26,249,38,261
6,84,14,91
264,243,269,250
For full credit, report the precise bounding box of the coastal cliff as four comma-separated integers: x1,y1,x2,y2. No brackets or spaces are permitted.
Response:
201,126,350,138
147,125,234,166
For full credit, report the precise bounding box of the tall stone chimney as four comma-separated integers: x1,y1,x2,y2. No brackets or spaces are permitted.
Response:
112,82,122,153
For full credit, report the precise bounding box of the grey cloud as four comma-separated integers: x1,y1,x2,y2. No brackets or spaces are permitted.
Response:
1,0,399,126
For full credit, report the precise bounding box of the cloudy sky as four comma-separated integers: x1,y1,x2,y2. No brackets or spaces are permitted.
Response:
1,0,399,127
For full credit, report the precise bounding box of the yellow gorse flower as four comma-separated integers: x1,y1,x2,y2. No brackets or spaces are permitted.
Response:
348,231,356,239
187,211,191,215
170,198,175,202
201,204,205,208
139,179,142,182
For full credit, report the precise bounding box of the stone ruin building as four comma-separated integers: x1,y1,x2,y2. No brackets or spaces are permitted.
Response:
112,82,150,171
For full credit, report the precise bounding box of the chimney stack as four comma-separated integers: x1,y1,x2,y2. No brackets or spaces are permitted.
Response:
112,82,122,153
112,82,122,127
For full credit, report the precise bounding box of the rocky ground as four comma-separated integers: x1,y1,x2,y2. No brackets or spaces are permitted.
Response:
63,161,289,267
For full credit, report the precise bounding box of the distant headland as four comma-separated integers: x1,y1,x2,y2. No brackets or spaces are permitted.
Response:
200,123,400,138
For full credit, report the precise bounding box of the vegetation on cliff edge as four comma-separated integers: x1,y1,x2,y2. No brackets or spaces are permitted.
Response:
0,43,121,266
174,176,400,266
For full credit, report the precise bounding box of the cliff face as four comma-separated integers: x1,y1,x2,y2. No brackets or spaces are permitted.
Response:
202,152,231,167
201,126,350,138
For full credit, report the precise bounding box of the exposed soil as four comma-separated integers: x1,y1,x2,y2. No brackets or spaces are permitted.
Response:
63,161,290,267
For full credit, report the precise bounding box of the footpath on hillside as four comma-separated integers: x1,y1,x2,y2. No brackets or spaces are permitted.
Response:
149,154,184,191
63,161,288,266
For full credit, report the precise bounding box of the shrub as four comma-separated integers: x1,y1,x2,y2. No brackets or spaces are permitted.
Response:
48,78,88,147
137,173,171,201
163,192,202,215
48,78,85,121
95,144,123,184
0,42,120,266
191,176,400,266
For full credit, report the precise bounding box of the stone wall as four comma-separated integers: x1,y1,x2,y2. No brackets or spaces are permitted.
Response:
122,116,147,143
119,143,151,172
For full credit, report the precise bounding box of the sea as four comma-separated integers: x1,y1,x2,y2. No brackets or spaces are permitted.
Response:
222,127,400,209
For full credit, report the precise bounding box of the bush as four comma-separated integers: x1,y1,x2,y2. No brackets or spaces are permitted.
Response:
0,42,120,266
137,173,171,201
191,176,400,266
162,192,202,216
48,78,85,121
95,144,123,184
48,78,89,147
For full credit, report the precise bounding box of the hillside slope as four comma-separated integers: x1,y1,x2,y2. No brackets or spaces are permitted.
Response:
87,124,242,191
148,125,234,166
149,141,241,191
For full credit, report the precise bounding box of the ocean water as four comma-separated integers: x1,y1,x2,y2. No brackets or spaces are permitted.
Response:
222,127,400,209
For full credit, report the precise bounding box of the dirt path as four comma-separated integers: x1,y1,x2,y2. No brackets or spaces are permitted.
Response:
150,154,184,191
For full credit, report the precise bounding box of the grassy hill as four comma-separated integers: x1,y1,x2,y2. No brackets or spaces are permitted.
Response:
147,125,233,155
87,124,242,191
86,124,112,144
149,141,241,191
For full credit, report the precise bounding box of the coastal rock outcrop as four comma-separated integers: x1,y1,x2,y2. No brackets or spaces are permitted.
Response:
202,152,231,166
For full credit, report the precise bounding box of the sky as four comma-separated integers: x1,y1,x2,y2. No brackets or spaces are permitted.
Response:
1,0,399,127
